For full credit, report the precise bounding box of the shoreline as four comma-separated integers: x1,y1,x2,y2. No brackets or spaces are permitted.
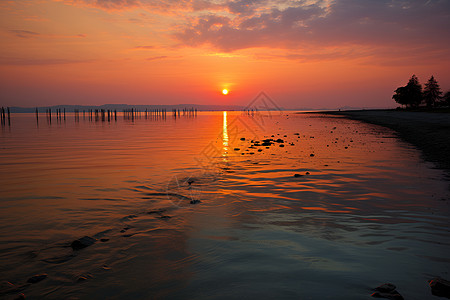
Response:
306,109,450,179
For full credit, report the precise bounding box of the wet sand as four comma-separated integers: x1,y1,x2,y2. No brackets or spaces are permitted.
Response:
314,110,450,176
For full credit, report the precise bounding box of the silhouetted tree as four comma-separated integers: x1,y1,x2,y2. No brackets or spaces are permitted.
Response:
392,74,422,108
423,76,442,108
443,91,450,107
392,86,409,107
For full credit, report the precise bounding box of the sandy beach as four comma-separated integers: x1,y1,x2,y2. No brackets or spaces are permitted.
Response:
315,110,450,177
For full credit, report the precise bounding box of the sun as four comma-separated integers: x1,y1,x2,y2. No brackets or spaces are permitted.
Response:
222,89,229,95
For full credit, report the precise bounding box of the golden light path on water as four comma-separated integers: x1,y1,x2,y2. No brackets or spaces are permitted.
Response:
222,111,228,158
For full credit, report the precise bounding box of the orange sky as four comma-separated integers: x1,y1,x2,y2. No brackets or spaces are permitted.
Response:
1,0,449,109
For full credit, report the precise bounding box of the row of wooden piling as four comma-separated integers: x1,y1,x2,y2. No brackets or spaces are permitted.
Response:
124,108,169,120
1,107,11,126
1,107,199,127
172,107,197,117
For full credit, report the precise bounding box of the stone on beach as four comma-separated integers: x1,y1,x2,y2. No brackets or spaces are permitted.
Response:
190,199,201,204
14,293,25,300
374,283,396,293
371,283,404,300
428,277,450,298
71,236,96,250
27,274,47,284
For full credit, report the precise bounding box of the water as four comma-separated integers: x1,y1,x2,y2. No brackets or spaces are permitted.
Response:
0,111,449,299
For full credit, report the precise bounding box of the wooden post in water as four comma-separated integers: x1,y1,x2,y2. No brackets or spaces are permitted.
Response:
0,107,4,126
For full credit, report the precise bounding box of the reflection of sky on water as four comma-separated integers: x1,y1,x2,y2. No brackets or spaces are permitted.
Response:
0,111,448,299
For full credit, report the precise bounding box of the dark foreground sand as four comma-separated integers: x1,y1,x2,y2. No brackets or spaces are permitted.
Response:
316,110,450,177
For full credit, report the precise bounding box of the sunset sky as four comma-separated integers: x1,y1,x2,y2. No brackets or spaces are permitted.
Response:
1,0,449,109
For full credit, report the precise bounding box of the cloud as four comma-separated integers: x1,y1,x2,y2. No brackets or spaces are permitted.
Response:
59,0,197,12
66,0,141,10
173,0,450,54
146,55,167,60
133,45,156,49
0,57,93,66
9,30,40,38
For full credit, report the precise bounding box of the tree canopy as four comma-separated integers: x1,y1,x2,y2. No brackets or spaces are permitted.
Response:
423,75,442,108
392,75,422,108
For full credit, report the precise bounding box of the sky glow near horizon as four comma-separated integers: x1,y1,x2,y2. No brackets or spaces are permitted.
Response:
1,0,449,109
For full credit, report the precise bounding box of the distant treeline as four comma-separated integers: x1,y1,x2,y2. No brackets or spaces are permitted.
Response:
393,75,449,108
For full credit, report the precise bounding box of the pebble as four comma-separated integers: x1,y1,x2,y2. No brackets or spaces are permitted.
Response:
371,283,404,300
429,277,450,298
71,236,96,250
14,293,25,300
27,274,47,284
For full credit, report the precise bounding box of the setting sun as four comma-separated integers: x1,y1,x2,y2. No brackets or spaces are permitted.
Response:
222,89,229,95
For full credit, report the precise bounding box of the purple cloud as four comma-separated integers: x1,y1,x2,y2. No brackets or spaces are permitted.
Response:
146,55,168,60
174,0,450,53
9,30,40,38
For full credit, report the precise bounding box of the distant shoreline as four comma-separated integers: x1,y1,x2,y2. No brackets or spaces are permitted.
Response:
304,109,450,178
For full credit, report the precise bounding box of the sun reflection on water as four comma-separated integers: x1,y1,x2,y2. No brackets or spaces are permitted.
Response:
222,111,228,158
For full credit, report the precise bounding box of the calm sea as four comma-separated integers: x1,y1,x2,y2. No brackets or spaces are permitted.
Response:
0,111,449,299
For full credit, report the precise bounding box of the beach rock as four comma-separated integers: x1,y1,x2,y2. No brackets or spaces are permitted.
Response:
14,293,25,300
371,283,403,300
306,172,310,175
77,275,92,282
147,209,166,215
294,174,303,177
275,139,284,143
374,283,397,293
428,277,450,298
190,199,201,204
310,154,315,157
234,148,240,151
71,236,96,250
294,133,299,135
27,274,47,284
371,292,404,300
279,144,284,147
240,138,245,141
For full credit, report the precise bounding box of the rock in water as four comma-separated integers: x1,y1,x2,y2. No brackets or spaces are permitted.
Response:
27,274,47,284
294,174,303,178
371,292,404,300
374,283,397,293
14,293,25,300
71,236,96,250
429,277,450,298
371,283,404,300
